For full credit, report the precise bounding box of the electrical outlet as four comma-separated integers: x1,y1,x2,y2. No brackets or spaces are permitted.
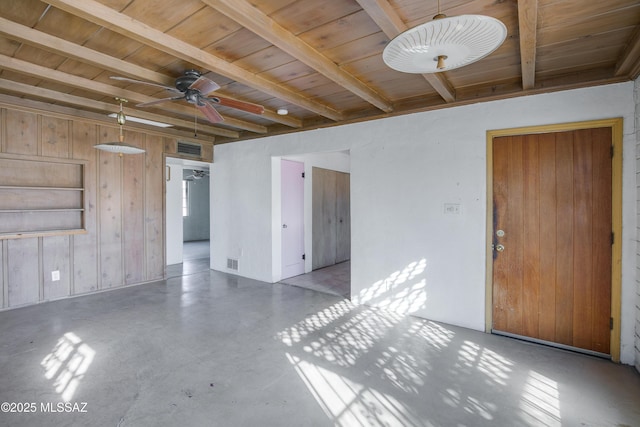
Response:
51,270,60,282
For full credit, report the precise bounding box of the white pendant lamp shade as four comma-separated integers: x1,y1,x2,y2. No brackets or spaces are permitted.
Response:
383,14,507,73
94,141,146,155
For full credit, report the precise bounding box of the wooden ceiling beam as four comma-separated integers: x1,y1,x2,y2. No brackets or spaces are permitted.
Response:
615,26,640,79
0,55,265,135
46,0,343,122
201,0,393,113
355,0,456,103
0,78,230,139
0,92,216,144
0,16,174,87
517,0,538,90
0,16,302,129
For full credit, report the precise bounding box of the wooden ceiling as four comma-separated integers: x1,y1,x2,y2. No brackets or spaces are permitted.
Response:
0,0,639,144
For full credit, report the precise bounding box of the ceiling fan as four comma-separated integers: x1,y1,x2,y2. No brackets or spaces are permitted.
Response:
110,70,264,124
185,169,209,181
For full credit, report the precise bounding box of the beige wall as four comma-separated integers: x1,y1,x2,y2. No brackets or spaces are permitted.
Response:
0,105,210,309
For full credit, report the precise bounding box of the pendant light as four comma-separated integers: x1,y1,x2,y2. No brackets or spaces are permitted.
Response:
95,98,145,155
383,0,507,73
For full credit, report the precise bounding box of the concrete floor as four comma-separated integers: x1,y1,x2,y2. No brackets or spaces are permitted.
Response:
166,240,210,279
0,269,639,426
280,261,350,298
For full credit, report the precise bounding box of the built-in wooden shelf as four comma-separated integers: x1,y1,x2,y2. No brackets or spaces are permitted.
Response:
0,154,86,239
0,185,84,191
0,208,85,213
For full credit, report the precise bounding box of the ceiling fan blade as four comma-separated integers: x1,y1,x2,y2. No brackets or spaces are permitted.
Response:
110,76,181,94
197,101,224,124
188,76,220,96
136,95,184,107
207,96,265,115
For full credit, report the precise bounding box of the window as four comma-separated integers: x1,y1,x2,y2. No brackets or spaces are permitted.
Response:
182,180,189,217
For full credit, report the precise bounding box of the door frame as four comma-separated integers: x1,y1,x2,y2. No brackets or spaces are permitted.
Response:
485,118,623,361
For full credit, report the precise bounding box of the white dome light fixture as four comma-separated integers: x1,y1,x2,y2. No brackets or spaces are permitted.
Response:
383,2,506,74
95,98,146,156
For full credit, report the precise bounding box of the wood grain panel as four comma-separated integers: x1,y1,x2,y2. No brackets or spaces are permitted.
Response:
0,157,82,187
7,238,39,307
506,137,524,334
554,131,574,345
71,121,98,294
43,235,70,300
5,109,37,156
335,171,350,263
98,125,123,289
41,116,70,158
123,130,145,284
492,136,510,331
0,211,81,234
522,135,540,338
572,129,594,350
537,133,557,342
312,167,337,270
590,127,612,354
0,188,81,210
145,134,165,280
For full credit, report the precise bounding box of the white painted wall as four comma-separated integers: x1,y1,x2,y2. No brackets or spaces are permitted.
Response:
211,82,637,364
166,162,184,265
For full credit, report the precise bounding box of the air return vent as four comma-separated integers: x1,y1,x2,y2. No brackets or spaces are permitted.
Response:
227,258,239,271
177,141,202,157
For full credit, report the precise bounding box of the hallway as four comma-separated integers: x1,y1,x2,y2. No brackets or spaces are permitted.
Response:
0,268,638,426
279,261,350,298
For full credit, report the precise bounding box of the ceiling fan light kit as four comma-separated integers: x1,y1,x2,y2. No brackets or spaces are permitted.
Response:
383,11,507,74
95,98,146,156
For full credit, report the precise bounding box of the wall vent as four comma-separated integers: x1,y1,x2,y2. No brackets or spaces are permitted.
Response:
177,141,202,157
226,258,239,271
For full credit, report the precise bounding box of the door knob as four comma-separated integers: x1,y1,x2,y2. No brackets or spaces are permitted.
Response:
282,224,287,228
495,244,505,252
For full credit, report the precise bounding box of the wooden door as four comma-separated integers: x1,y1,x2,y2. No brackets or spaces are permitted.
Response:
312,167,350,270
492,128,612,355
335,172,351,263
312,167,337,270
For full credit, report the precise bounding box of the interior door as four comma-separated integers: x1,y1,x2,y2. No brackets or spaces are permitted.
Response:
492,128,612,355
281,160,305,279
312,167,337,270
335,172,351,263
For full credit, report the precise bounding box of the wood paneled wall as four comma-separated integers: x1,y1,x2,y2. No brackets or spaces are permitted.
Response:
0,105,210,309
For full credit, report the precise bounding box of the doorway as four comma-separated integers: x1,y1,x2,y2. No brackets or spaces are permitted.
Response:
312,167,350,270
485,119,623,361
165,157,211,278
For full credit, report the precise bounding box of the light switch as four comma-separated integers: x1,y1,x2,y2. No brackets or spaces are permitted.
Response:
51,270,60,282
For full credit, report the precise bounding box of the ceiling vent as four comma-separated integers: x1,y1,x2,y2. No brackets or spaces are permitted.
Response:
177,141,202,157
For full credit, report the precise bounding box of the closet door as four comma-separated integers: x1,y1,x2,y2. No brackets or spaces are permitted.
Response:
312,167,337,270
335,172,350,263
312,167,350,270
